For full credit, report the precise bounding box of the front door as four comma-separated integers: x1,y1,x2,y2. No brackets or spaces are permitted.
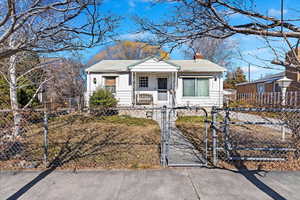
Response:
157,78,168,101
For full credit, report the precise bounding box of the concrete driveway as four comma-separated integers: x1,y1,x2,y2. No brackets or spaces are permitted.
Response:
1,168,299,200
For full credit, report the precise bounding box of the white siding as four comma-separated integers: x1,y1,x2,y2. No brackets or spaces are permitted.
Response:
85,73,132,106
115,74,132,105
86,71,224,107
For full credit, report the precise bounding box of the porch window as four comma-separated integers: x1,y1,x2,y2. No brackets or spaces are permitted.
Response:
104,77,116,93
139,76,148,88
183,78,209,97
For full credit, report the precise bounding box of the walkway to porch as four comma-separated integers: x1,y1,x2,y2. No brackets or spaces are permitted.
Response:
151,108,205,166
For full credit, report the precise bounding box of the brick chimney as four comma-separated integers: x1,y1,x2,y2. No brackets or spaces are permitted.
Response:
194,52,204,61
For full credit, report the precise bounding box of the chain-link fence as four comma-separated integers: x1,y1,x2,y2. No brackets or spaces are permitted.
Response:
1,105,300,171
162,106,209,167
211,107,300,170
0,107,162,170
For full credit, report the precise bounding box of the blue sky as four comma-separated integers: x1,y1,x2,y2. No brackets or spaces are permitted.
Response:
73,0,300,81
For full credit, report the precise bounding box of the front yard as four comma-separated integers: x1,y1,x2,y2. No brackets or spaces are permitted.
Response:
175,115,300,170
0,113,161,170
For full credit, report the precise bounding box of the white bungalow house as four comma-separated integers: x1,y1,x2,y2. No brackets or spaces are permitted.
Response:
85,56,226,107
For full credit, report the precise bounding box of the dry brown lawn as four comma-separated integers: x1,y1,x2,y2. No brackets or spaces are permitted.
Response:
176,116,300,170
0,113,161,170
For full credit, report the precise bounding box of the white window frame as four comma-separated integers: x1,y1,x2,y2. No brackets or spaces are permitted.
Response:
182,77,210,97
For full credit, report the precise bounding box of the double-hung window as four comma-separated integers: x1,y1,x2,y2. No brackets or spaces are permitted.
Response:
183,78,209,97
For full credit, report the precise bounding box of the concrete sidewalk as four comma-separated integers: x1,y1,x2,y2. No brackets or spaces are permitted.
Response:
1,168,299,200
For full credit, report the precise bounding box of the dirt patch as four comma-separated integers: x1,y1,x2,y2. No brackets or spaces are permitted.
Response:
218,124,300,171
175,116,300,170
0,113,161,170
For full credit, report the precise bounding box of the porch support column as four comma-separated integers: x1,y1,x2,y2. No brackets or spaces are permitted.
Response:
132,71,135,106
175,72,178,89
174,71,178,106
171,72,176,107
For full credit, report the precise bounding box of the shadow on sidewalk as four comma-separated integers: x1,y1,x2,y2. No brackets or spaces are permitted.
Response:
6,167,56,200
5,124,134,200
233,167,287,200
218,154,287,200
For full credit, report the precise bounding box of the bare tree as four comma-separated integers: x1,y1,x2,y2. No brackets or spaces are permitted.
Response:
135,0,300,70
135,0,300,149
0,0,119,136
43,58,85,109
184,37,237,68
0,0,119,59
88,40,169,65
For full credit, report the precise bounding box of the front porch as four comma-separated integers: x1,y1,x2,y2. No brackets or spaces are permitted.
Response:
131,72,177,107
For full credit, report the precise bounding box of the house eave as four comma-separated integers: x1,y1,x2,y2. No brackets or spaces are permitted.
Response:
127,56,181,70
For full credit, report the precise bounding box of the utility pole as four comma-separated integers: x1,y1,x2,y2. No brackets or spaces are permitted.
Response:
248,64,251,81
281,0,284,33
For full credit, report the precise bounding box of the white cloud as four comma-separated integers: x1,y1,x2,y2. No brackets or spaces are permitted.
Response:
268,8,288,17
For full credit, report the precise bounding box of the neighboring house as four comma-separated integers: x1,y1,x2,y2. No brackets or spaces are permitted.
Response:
237,48,300,94
85,56,226,107
236,72,285,94
236,69,300,94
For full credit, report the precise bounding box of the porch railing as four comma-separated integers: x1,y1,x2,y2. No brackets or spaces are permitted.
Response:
136,93,153,105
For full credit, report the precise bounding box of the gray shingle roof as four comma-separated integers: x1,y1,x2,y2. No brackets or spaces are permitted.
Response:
85,60,137,72
236,72,285,86
85,58,226,73
173,60,226,72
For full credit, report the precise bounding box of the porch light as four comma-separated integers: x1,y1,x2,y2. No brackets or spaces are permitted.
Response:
276,76,292,106
276,76,292,88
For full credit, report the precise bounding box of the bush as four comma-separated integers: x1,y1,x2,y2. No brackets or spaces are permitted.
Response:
89,89,118,109
0,76,39,109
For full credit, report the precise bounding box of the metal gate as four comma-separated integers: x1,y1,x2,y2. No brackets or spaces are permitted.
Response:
160,106,209,167
211,107,299,165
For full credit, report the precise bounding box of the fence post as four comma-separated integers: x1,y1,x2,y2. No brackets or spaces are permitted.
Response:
212,107,218,166
281,125,286,141
160,106,167,167
224,109,231,158
43,109,49,167
68,98,72,113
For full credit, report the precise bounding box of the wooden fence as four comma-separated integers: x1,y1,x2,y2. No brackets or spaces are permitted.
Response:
236,91,300,107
